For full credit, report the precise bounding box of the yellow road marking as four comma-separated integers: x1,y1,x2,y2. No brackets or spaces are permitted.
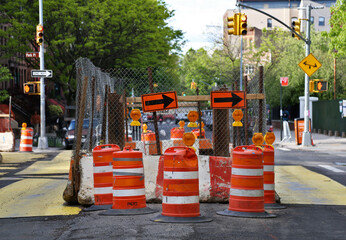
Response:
0,152,47,164
0,178,80,218
276,166,346,205
0,172,8,176
0,167,17,170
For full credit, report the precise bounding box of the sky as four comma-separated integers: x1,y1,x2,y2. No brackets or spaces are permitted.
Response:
164,0,237,53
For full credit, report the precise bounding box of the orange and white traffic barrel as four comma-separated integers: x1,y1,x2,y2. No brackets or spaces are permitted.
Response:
262,145,286,209
142,131,161,155
101,147,156,215
152,146,212,223
171,127,185,147
217,145,276,218
84,144,121,212
19,127,33,152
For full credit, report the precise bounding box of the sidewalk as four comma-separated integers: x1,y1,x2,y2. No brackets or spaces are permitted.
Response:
273,128,346,153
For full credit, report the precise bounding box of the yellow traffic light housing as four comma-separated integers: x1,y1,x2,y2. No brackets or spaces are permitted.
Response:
238,13,248,35
227,14,238,35
291,20,301,40
309,79,328,93
24,82,40,95
36,24,43,46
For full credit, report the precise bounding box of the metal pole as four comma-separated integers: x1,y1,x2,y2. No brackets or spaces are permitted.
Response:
302,5,312,146
334,57,336,100
280,84,282,141
240,36,243,91
38,0,47,149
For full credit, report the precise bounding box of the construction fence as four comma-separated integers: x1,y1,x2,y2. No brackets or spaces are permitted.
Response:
73,58,266,158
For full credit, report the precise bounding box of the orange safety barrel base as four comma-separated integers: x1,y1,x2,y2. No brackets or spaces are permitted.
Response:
151,214,212,223
216,209,276,218
101,206,158,216
83,204,112,212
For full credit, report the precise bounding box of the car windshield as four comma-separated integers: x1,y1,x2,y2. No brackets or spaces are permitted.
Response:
68,119,99,130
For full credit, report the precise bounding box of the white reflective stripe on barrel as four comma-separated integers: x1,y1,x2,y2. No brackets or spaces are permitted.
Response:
171,138,182,140
21,136,33,140
113,168,144,174
230,188,264,197
263,165,274,172
162,195,199,204
113,188,145,197
19,144,33,147
93,165,112,173
264,184,275,191
164,171,198,180
94,186,113,194
232,168,263,176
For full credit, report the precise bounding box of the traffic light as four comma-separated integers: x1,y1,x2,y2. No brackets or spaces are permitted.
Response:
227,14,238,35
309,79,328,93
24,82,40,95
238,13,248,35
191,81,197,89
36,24,43,46
291,20,301,40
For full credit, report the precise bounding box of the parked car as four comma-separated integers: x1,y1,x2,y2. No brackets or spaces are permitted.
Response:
202,110,213,130
147,113,175,123
175,112,188,124
64,118,99,149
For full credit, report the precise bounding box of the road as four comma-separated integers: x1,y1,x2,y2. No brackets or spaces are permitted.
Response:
0,132,345,240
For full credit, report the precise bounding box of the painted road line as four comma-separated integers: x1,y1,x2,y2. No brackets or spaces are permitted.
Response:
318,165,345,173
0,167,17,170
277,147,291,151
0,178,81,218
15,151,71,176
0,172,8,176
276,166,346,205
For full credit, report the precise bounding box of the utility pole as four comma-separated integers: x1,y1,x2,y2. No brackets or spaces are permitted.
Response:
38,0,48,149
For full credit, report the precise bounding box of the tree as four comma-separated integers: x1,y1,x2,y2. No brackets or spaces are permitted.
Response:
0,66,12,102
0,0,184,103
328,0,346,57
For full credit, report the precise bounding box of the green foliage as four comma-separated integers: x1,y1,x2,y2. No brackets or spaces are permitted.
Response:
327,0,346,57
0,66,12,102
0,0,184,103
48,104,63,119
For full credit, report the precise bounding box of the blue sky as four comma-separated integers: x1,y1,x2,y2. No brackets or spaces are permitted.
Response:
164,0,237,52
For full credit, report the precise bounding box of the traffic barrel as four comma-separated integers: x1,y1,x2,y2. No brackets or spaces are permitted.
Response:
125,135,136,149
217,146,276,218
152,146,212,223
19,127,33,152
84,144,121,212
260,145,286,209
171,127,185,147
101,147,156,215
142,132,161,155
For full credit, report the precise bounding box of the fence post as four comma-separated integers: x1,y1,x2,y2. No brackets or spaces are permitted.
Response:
259,66,264,134
244,75,249,145
101,86,109,143
108,93,125,149
88,77,96,152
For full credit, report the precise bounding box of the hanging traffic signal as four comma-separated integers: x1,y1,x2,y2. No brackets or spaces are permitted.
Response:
227,14,238,35
238,13,248,35
309,79,328,93
191,81,197,89
36,24,44,46
24,82,40,95
291,20,301,40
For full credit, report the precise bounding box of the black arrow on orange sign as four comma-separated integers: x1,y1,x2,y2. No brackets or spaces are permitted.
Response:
145,94,174,109
214,93,243,106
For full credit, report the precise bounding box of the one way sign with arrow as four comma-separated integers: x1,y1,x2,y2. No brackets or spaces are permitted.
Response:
141,91,178,112
211,91,246,109
31,69,53,78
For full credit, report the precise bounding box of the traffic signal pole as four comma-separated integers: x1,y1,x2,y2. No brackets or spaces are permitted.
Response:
38,0,48,149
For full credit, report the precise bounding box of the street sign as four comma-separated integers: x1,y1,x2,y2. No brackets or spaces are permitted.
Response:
210,91,246,109
280,77,289,86
298,53,322,77
25,52,39,58
141,91,178,112
31,69,53,78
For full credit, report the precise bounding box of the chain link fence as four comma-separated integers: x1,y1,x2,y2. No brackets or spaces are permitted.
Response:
73,57,266,157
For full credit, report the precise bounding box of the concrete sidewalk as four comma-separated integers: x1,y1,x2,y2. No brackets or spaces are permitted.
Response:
273,128,346,153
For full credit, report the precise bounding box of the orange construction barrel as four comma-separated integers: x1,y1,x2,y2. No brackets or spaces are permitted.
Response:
19,127,33,152
217,145,276,218
151,146,212,223
101,147,156,215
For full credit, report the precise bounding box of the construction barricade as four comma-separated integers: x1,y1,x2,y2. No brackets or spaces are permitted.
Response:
152,147,212,223
19,127,33,152
125,136,136,149
209,156,232,200
171,127,184,147
101,147,156,215
142,131,161,155
84,144,121,212
217,146,276,218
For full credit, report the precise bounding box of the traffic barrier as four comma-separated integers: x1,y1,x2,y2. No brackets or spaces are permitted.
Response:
142,132,161,155
101,147,156,215
19,127,33,152
84,144,121,212
192,128,205,138
209,156,232,199
261,145,286,209
155,155,165,198
152,147,212,223
198,138,213,155
125,136,136,149
171,127,184,147
217,146,276,218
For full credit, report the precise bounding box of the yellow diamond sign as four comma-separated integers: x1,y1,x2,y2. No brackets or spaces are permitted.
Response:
298,53,322,77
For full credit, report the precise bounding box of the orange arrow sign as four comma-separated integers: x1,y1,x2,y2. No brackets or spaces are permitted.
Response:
211,91,246,109
141,91,178,112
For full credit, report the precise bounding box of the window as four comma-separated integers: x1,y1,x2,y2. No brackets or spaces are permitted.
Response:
245,65,255,75
310,16,314,25
267,18,272,28
319,17,325,26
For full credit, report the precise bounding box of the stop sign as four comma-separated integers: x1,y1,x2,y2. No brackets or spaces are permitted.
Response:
280,77,288,86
